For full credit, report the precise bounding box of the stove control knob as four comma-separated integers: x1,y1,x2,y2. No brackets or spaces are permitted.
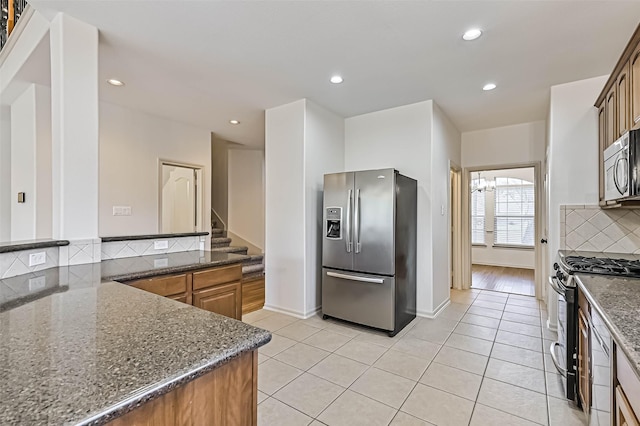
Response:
553,263,559,271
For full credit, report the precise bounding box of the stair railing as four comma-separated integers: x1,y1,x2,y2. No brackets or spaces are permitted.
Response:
1,0,27,51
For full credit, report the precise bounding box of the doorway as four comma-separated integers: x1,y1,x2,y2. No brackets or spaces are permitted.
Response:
159,161,203,233
450,165,462,290
465,165,540,297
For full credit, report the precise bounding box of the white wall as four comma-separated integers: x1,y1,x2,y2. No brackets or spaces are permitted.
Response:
471,167,536,269
0,107,10,241
99,101,211,240
345,100,456,316
228,149,265,250
431,103,462,311
547,75,608,327
265,100,306,315
462,121,546,168
9,84,51,240
304,100,345,314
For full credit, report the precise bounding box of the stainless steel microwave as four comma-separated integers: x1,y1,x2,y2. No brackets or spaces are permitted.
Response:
604,130,640,202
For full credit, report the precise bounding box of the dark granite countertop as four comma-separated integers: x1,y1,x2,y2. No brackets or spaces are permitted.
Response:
101,250,249,282
101,232,209,242
0,238,70,253
0,262,270,425
575,274,640,378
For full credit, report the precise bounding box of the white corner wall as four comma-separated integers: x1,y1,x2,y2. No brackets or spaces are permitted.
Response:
99,101,211,239
228,149,265,250
345,101,437,315
265,100,306,315
0,107,10,241
304,100,345,314
471,167,536,269
431,103,462,313
547,75,608,327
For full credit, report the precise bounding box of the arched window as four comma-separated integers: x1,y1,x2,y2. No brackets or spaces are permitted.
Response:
493,177,535,247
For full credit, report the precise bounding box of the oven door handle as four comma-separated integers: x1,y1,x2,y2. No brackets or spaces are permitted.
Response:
550,341,568,376
548,276,566,298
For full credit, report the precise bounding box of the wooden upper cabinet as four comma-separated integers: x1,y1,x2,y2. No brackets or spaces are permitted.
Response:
606,86,617,147
618,62,631,136
631,44,640,129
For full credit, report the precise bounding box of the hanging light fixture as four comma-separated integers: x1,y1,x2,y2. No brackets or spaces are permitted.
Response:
471,171,495,193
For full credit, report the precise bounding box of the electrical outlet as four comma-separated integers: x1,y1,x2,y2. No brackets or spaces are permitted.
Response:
112,206,132,216
29,276,46,291
154,258,169,268
28,252,46,267
154,240,169,250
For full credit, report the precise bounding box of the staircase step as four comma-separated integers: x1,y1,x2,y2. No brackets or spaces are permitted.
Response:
211,228,225,237
242,254,264,265
211,237,232,248
211,246,248,255
242,263,264,275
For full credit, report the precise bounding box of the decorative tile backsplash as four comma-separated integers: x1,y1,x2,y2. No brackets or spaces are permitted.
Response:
0,247,59,279
560,205,640,253
59,239,102,266
101,236,205,260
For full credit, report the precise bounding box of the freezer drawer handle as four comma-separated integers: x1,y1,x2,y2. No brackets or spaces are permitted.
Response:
326,271,384,284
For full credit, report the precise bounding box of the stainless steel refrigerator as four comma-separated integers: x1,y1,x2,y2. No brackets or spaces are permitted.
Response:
322,168,417,336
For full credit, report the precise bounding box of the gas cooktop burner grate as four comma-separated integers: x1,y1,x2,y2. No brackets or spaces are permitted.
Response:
563,255,640,278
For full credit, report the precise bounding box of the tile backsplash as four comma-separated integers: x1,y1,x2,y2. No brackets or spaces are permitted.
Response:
560,205,640,253
0,247,60,279
101,236,205,260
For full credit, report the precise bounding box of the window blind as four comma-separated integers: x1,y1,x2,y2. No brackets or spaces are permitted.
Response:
493,179,534,247
471,182,485,244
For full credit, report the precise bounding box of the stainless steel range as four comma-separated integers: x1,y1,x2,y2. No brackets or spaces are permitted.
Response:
551,252,640,402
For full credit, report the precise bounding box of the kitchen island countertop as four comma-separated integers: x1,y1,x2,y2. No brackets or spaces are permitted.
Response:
0,254,270,425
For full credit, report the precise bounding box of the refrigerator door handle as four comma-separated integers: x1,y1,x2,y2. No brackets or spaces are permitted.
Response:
346,189,352,253
354,188,361,253
326,271,384,284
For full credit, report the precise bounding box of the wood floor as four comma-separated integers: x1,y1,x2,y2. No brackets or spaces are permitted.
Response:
471,264,535,296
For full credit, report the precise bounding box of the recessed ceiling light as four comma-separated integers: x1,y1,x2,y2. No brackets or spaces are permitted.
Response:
229,120,240,125
483,83,497,91
330,75,344,84
107,78,124,86
463,28,482,41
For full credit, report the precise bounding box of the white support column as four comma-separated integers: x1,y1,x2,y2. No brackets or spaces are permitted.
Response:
50,13,100,264
0,107,11,241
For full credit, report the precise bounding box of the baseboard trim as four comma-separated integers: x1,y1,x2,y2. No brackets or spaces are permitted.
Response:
416,299,451,319
263,304,320,320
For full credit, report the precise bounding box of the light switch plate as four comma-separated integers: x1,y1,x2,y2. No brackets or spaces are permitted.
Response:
154,258,169,268
29,276,46,291
112,206,132,216
154,240,169,250
28,252,46,267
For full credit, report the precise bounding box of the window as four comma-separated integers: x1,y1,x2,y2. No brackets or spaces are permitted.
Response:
494,177,534,247
471,178,485,244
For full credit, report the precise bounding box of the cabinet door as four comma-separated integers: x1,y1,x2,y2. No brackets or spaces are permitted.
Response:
193,281,242,319
616,386,640,426
599,101,607,204
619,62,631,136
578,308,592,412
607,86,618,146
630,45,640,129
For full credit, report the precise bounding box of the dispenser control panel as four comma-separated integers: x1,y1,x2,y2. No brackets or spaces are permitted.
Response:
326,207,342,239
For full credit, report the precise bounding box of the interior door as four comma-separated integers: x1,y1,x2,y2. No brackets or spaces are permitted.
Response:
161,164,196,233
322,172,355,271
353,169,395,276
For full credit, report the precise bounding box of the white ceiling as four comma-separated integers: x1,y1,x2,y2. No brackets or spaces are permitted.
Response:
26,1,640,147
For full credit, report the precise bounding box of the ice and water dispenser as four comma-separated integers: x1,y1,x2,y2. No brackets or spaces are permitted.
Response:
325,207,342,239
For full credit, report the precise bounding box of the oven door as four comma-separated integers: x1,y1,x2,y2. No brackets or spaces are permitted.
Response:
604,135,630,201
549,275,577,401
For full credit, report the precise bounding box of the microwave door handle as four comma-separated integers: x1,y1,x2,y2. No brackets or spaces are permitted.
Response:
346,190,352,253
614,156,629,195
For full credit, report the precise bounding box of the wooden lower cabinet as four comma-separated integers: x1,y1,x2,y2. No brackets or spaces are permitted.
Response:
194,281,242,319
125,263,243,320
578,307,591,411
242,276,265,315
616,386,640,426
107,351,258,426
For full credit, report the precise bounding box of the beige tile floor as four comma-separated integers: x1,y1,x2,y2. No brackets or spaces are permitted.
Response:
243,289,587,426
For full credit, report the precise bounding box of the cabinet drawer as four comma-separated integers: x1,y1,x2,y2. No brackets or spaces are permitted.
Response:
168,294,187,304
128,274,187,297
617,349,640,419
193,264,242,290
